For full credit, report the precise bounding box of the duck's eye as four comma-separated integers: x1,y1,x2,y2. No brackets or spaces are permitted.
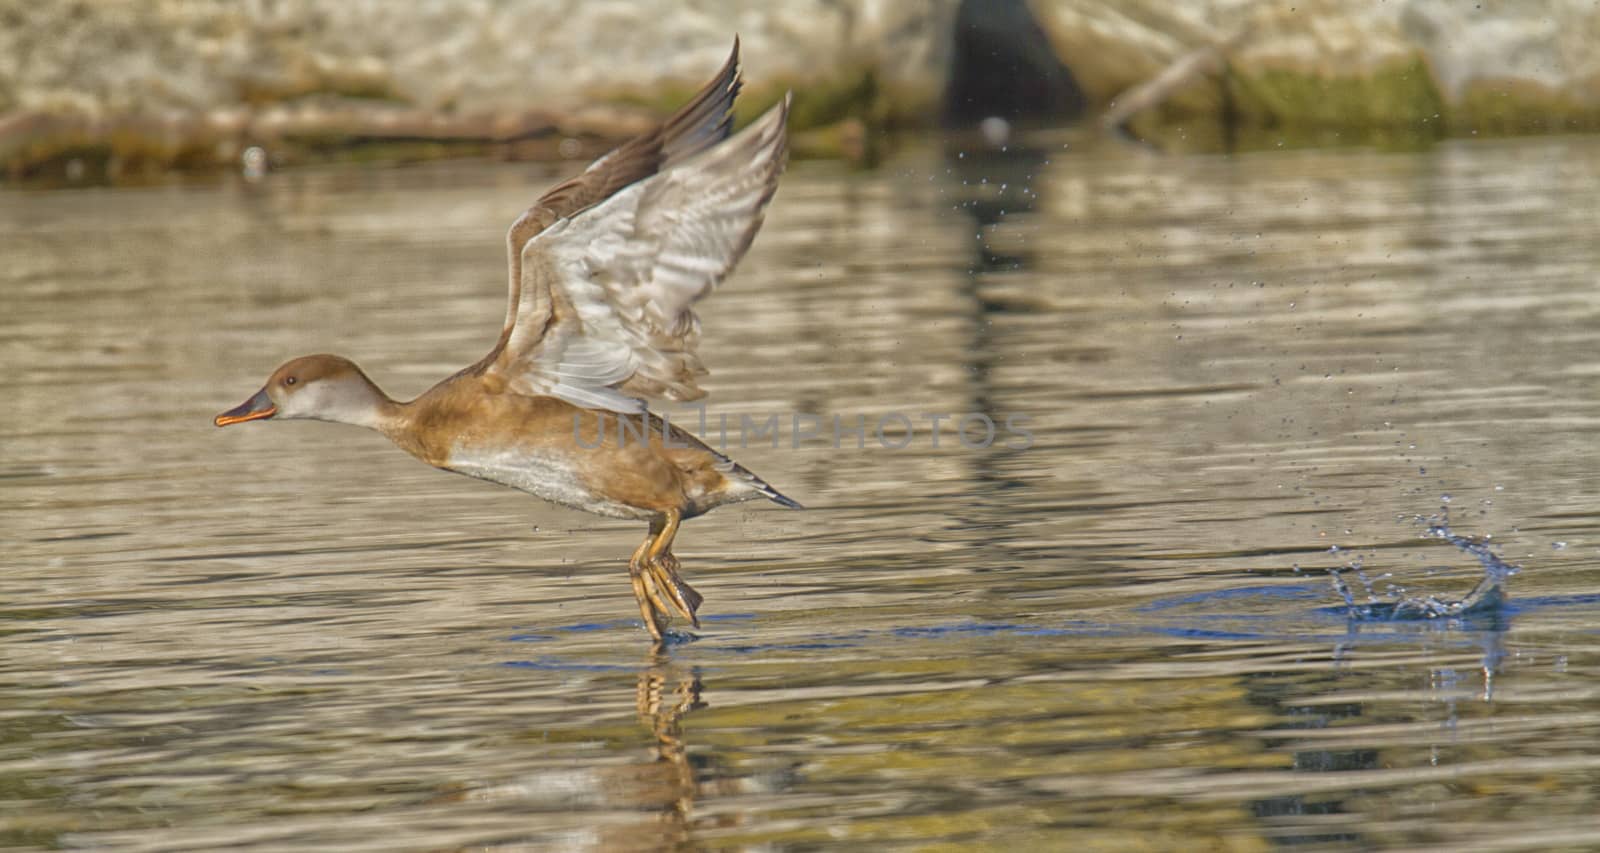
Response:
284,376,298,386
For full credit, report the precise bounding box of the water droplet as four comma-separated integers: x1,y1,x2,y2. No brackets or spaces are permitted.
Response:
241,145,268,181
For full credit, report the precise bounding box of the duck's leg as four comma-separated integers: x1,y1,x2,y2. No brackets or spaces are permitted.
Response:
652,551,703,624
628,529,667,642
646,508,704,628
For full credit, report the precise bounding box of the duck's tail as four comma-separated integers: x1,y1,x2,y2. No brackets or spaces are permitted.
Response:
712,454,803,509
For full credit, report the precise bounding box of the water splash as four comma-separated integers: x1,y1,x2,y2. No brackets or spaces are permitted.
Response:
1329,504,1518,622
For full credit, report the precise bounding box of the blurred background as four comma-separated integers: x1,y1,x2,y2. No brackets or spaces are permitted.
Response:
4,0,1599,180
6,2,1600,850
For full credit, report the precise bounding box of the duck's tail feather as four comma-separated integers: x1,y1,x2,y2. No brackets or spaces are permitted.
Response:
712,454,803,509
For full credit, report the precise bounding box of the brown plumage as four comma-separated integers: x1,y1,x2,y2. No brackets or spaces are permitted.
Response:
215,41,798,643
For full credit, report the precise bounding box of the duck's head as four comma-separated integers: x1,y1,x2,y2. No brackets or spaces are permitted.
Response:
215,354,390,429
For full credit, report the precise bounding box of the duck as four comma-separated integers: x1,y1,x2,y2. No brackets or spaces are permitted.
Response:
214,40,800,644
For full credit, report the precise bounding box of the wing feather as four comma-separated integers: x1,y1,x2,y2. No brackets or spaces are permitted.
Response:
489,94,790,412
473,39,744,376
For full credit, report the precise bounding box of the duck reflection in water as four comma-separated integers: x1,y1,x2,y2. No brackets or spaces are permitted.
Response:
429,656,713,849
635,656,707,843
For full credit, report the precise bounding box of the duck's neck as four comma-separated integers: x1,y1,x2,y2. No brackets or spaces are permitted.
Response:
338,394,406,434
309,375,406,435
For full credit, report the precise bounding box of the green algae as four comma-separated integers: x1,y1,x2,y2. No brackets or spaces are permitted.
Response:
5,49,1598,184
1224,54,1447,132
1127,117,1444,155
0,119,225,183
1451,77,1600,136
1117,53,1461,152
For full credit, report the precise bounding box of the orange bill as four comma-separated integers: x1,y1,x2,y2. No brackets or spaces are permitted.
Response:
214,387,276,427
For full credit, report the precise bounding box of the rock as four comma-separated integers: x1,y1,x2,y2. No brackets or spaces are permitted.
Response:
1034,0,1600,140
0,0,955,119
0,0,958,178
2,0,1598,178
1402,0,1600,133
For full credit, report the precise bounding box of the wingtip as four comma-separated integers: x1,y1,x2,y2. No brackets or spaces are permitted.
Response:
762,91,793,141
723,35,742,90
752,91,792,130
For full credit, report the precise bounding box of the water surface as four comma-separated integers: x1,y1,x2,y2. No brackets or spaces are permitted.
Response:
4,134,1600,850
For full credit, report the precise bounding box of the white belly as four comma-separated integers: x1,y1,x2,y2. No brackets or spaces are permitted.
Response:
444,445,652,520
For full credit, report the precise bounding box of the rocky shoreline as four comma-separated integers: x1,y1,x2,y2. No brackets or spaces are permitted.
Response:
4,0,1597,181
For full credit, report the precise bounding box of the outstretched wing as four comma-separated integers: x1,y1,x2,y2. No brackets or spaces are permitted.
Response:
479,72,789,412
472,39,743,382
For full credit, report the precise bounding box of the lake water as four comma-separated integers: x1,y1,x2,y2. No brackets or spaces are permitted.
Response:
4,132,1600,850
